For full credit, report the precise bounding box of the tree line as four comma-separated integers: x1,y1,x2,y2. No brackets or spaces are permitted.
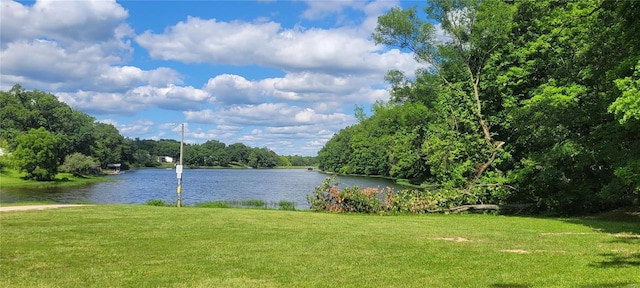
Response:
317,0,639,214
0,85,316,180
136,138,316,168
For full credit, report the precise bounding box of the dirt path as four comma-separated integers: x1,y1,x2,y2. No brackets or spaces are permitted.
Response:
0,204,92,212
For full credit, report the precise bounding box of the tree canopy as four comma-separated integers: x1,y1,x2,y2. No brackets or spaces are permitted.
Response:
318,0,640,214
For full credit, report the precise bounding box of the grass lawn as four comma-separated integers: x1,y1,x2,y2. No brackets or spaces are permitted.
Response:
1,205,638,287
0,168,112,188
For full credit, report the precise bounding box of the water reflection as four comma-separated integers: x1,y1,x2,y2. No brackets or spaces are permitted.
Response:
0,169,403,209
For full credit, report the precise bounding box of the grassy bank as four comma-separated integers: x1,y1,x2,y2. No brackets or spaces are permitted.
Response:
0,169,113,188
1,205,638,287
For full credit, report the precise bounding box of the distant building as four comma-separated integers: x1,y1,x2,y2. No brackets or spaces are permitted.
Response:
157,156,174,163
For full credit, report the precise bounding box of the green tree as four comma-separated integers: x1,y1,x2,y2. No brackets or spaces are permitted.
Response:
0,85,98,166
610,60,640,124
278,156,292,167
155,139,180,159
59,153,98,176
226,143,251,165
317,126,355,173
91,123,125,167
201,140,226,166
482,0,639,212
247,147,279,168
13,127,60,181
286,155,317,167
373,0,514,195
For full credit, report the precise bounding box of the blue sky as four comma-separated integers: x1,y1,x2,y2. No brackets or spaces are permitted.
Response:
1,0,422,156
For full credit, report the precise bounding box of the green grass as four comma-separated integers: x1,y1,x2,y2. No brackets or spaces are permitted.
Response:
194,200,296,210
1,205,638,287
0,168,113,188
194,201,232,208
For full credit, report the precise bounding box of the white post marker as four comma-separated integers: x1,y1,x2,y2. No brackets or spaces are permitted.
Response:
177,123,185,207
176,164,183,178
176,164,183,207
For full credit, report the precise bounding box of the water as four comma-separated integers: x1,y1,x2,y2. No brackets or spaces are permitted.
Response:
0,169,403,209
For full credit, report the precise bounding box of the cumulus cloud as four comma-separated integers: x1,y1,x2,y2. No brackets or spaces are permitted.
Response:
0,0,184,95
135,15,418,76
234,124,339,155
98,119,155,137
127,85,213,110
55,85,212,115
203,72,391,108
204,74,266,105
56,90,144,115
184,103,354,127
0,0,129,45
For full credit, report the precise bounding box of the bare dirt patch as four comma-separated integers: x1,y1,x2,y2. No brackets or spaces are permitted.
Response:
500,249,566,254
501,249,530,254
612,233,640,239
0,204,92,212
429,237,473,242
539,232,600,236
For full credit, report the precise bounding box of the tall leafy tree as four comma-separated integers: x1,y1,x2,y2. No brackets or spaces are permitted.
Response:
373,0,515,197
226,143,251,164
13,127,60,181
91,123,125,167
484,0,640,212
317,126,355,173
247,147,279,168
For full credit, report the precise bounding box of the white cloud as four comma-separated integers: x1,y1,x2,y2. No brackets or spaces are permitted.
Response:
232,124,339,155
127,85,213,110
184,103,354,127
203,72,391,108
98,119,155,138
56,90,143,115
0,0,185,94
135,15,418,76
55,85,212,115
204,74,266,105
0,38,156,92
0,0,129,45
136,17,281,65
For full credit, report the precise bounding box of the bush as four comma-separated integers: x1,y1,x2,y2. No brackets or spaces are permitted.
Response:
240,199,266,208
307,176,391,213
146,199,168,206
278,200,296,211
59,153,98,177
309,177,507,214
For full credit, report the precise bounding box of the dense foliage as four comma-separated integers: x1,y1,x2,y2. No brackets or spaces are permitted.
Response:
0,85,316,180
12,127,60,181
317,0,640,214
59,153,98,177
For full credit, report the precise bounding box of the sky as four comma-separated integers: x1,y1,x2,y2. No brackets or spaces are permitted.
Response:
0,0,423,156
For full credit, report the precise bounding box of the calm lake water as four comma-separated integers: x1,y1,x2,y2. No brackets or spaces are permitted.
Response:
0,169,403,209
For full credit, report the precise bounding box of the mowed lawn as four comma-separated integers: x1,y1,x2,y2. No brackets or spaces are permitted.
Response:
1,205,638,287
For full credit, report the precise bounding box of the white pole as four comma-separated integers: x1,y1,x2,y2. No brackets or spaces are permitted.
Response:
177,123,184,207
